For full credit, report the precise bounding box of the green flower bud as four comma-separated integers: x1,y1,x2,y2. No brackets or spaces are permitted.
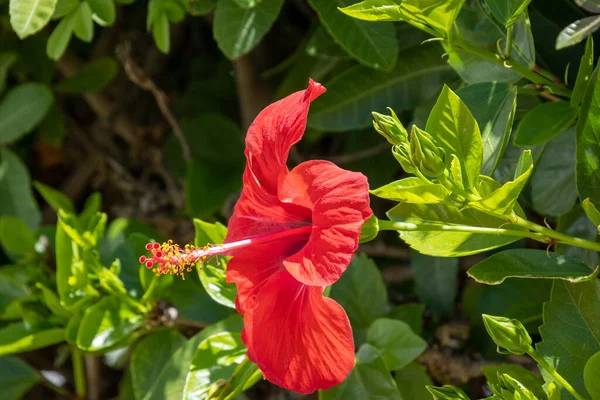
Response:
482,314,532,355
392,144,417,174
372,108,408,145
359,215,379,244
409,126,446,176
491,374,539,400
426,385,470,400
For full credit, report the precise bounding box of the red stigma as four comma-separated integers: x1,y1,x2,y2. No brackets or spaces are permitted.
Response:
139,256,146,263
145,243,153,250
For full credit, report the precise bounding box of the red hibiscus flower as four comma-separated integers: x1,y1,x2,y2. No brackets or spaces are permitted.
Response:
141,80,372,394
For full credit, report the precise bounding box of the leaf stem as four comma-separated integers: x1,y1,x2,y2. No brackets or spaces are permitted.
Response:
528,348,589,400
504,26,514,59
450,37,572,98
72,346,86,399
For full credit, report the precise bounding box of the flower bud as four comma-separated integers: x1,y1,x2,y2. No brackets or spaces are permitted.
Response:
372,108,408,145
409,126,446,176
491,373,539,400
359,215,379,244
426,385,470,400
391,144,417,174
482,314,532,355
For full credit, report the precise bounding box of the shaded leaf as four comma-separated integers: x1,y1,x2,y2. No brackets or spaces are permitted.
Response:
54,57,118,93
411,251,458,316
367,318,427,370
584,351,600,399
0,323,64,356
557,15,600,50
34,181,75,213
572,36,594,107
482,364,545,399
0,83,53,145
385,303,425,335
514,101,578,146
395,362,432,400
0,356,40,400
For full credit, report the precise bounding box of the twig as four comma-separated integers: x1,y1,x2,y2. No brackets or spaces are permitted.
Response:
233,54,274,130
40,376,74,399
85,356,101,400
116,42,192,163
325,142,390,164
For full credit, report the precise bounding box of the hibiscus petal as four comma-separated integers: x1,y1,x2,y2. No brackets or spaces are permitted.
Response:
244,79,325,195
248,271,354,394
280,160,372,286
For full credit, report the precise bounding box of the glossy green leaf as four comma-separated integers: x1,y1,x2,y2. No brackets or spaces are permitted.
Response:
331,254,388,332
557,16,600,50
73,1,93,42
133,315,243,400
538,279,600,398
0,322,64,356
514,101,578,146
469,150,532,215
482,365,545,399
34,181,75,213
468,249,598,285
372,177,450,204
584,351,600,399
213,0,283,60
306,26,350,60
183,332,247,399
308,0,397,71
54,57,118,94
46,11,75,60
388,178,528,257
52,0,78,18
427,385,469,399
0,216,36,257
385,304,425,335
395,362,432,400
530,129,578,217
189,0,217,15
131,330,187,400
0,356,40,400
367,318,427,370
583,198,600,230
457,82,517,176
572,36,594,107
556,204,600,268
308,44,454,131
87,0,115,25
9,0,57,39
484,0,532,27
0,83,53,145
0,149,41,230
426,85,483,189
576,64,600,204
339,0,465,36
411,251,458,316
321,343,402,400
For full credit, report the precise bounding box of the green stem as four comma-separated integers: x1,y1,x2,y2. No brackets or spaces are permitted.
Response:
504,25,514,59
437,171,480,202
378,219,550,242
510,214,600,252
72,346,86,399
450,38,572,98
528,348,589,400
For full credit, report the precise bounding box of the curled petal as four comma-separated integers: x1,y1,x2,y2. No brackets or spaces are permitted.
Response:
280,160,372,286
246,271,354,394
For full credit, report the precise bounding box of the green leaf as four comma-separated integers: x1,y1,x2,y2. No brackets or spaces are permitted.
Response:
514,101,578,146
427,385,469,399
152,13,170,53
0,217,36,257
233,0,260,7
34,181,75,213
426,85,482,189
482,364,545,399
385,303,425,335
484,0,532,27
572,36,594,107
320,343,402,400
557,16,600,50
339,0,465,37
331,254,388,332
213,0,283,60
0,53,18,95
530,129,578,217
36,283,70,319
77,296,145,352
52,0,78,18
556,204,600,268
0,356,40,400
132,315,243,400
584,351,600,400
9,0,57,39
457,82,517,176
388,177,528,257
0,266,31,320
395,362,433,400
367,318,427,371
583,198,600,230
371,177,450,204
131,330,187,400
468,249,598,285
469,150,533,215
73,1,93,42
46,11,76,60
308,44,455,131
306,26,351,60
576,0,600,13
410,251,458,316
0,322,64,356
87,0,115,25
538,279,600,398
54,57,118,94
0,149,42,230
308,0,398,71
38,103,66,147
189,0,217,15
576,64,600,204
183,332,247,399
0,83,53,145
